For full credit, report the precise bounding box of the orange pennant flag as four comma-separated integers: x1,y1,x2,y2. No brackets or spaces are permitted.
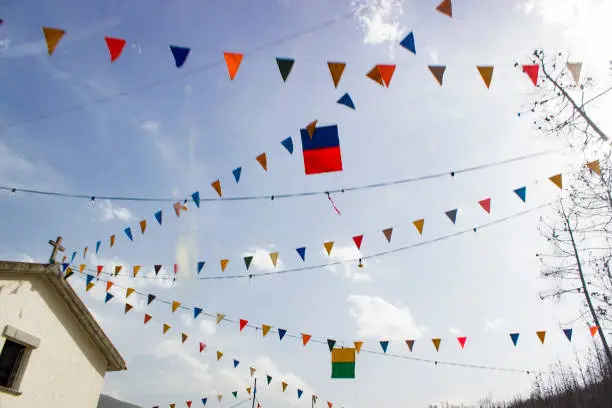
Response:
246,387,252,396
353,341,363,354
114,265,122,276
256,153,268,171
436,0,452,18
378,64,396,87
133,265,141,277
250,367,256,377
216,313,225,324
261,324,271,337
217,350,223,361
428,65,446,86
327,62,346,88
126,288,135,298
220,259,229,272
140,219,147,234
173,201,182,217
79,264,86,273
413,219,424,235
163,323,171,334
549,174,562,189
589,326,598,337
110,234,115,247
223,52,243,80
125,304,133,314
269,252,279,267
42,27,65,56
306,120,317,139
106,281,114,292
366,65,384,87
144,313,152,324
211,180,222,197
477,66,494,88
324,241,334,255
172,301,181,313
86,282,95,292
301,333,312,346
182,333,188,343
432,338,441,351
586,160,601,175
536,330,546,344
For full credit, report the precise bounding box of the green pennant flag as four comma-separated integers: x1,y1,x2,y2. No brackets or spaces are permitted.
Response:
232,391,238,398
267,375,272,385
244,256,253,270
276,58,295,82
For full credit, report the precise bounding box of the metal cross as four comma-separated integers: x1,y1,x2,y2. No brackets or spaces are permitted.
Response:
48,236,65,264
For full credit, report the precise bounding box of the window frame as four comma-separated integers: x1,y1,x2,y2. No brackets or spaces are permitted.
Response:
0,326,40,395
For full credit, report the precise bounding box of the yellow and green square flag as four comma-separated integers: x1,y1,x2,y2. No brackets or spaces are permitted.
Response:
331,348,355,379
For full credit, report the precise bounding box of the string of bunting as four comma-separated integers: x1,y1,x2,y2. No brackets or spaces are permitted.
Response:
68,268,557,378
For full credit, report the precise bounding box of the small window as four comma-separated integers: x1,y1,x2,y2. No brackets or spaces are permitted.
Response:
0,339,27,390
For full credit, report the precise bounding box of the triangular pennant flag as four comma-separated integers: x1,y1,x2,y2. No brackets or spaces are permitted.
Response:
243,256,253,270
71,251,76,263
194,307,203,319
256,153,268,171
306,120,317,139
110,234,115,247
366,65,384,87
233,359,239,368
148,294,156,305
380,340,389,353
327,339,336,351
216,313,225,324
186,402,192,408
324,241,334,255
182,333,188,343
96,240,101,254
42,27,65,56
514,186,527,203
133,265,141,277
327,401,333,408
223,52,243,80
197,261,205,274
232,167,242,183
477,66,494,88
217,395,222,402
125,303,133,314
191,191,200,208
154,265,162,276
201,398,207,406
261,324,271,337
64,267,73,279
510,332,519,346
445,209,458,224
246,387,252,396
549,174,563,189
589,326,598,337
173,202,182,217
239,319,248,331
297,389,303,399
278,328,287,340
281,137,294,154
114,265,122,276
139,219,147,234
250,367,256,377
211,180,222,197
83,247,88,258
169,45,190,68
216,351,223,361
199,342,206,352
586,160,601,175
220,259,229,272
457,336,467,349
276,58,295,82
479,198,491,214
337,93,355,110
144,314,152,324
378,65,396,87
432,338,441,351
301,333,312,346
269,252,279,267
62,263,69,272
170,404,175,408
296,247,306,261
400,31,416,54
266,375,272,385
104,292,114,303
281,382,287,392
522,64,539,86
172,301,181,313
436,0,452,17
413,219,424,235
566,62,582,85
126,288,135,298
327,62,346,88
124,227,133,241
353,235,363,250
382,227,393,243
106,281,113,292
80,264,86,273
405,339,415,351
154,210,163,225
353,341,363,354
105,37,126,62
428,65,446,86
563,328,573,341
536,330,546,344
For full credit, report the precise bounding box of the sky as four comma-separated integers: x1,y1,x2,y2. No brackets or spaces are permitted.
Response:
1,0,611,407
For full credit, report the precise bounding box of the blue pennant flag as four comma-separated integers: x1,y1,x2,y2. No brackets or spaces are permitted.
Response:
104,292,114,303
233,359,239,368
201,398,207,406
154,210,162,225
86,274,94,285
510,332,520,346
169,45,190,68
297,389,303,399
95,240,101,254
62,263,69,272
337,93,355,110
194,307,203,319
124,227,133,241
197,261,206,274
514,186,526,202
191,191,200,208
233,167,242,183
70,251,76,263
563,328,573,342
281,137,294,154
380,340,389,353
445,209,458,224
278,328,287,340
296,247,306,262
400,31,416,54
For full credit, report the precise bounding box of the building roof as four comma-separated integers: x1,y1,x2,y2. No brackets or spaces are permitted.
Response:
0,261,126,372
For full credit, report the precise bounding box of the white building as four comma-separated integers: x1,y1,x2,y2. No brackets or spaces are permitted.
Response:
0,261,126,408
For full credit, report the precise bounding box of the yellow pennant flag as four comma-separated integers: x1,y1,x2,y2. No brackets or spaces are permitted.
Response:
256,153,268,171
250,367,256,377
353,341,363,354
133,265,141,277
114,265,122,276
216,313,225,324
413,219,424,235
306,120,318,139
586,160,601,175
327,62,346,88
172,301,181,313
163,323,171,334
281,382,288,392
140,219,147,234
211,180,222,197
110,234,115,247
269,252,279,267
79,264,86,273
549,174,562,189
432,338,441,351
324,241,334,256
536,330,546,344
86,282,95,292
217,351,223,361
246,387,252,396
126,288,135,298
42,27,65,56
220,259,229,272
261,324,271,337
477,66,494,88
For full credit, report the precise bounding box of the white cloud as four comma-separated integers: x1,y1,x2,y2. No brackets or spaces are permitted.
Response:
484,317,505,332
448,327,462,335
352,0,405,56
425,45,439,64
243,247,285,272
140,120,161,134
251,356,312,407
0,140,64,188
155,339,212,383
99,200,133,223
321,245,370,282
348,294,425,340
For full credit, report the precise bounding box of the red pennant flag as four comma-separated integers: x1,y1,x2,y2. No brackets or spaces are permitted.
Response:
478,198,491,214
106,281,114,292
457,336,467,349
97,265,103,277
199,342,206,352
186,402,192,408
522,64,539,86
352,235,363,250
239,319,248,331
327,402,333,408
105,37,126,62
144,314,152,324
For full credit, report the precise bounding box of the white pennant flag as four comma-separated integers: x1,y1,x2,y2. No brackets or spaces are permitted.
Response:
567,62,582,85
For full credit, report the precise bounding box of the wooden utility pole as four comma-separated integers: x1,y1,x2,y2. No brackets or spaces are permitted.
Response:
48,236,65,264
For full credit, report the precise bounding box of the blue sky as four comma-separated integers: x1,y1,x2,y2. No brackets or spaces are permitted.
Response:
1,0,611,406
